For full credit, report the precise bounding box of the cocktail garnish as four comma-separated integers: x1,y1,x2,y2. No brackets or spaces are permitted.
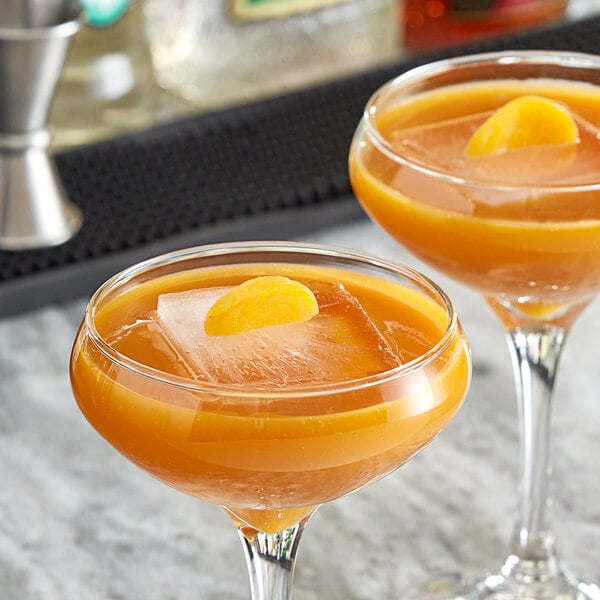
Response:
156,281,400,385
204,276,318,336
466,95,579,157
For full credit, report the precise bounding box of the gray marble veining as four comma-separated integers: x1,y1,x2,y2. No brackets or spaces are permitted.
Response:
0,219,598,600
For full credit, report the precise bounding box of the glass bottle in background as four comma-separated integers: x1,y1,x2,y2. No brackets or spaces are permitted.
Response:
403,0,568,52
50,0,175,150
143,0,401,110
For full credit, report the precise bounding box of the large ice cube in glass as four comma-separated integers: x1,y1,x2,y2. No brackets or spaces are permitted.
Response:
392,110,600,187
156,281,401,386
390,111,492,176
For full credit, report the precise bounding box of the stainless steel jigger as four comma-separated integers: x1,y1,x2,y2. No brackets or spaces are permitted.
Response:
0,1,84,250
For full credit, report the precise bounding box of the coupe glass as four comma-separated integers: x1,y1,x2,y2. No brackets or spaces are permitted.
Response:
69,241,471,600
349,51,600,598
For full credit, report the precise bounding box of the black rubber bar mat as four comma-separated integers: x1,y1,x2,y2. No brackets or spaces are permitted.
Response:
2,14,600,318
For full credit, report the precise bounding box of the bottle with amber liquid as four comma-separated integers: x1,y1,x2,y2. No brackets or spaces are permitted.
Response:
403,0,568,52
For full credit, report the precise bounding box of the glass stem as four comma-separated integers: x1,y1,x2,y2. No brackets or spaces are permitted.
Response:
237,519,308,600
504,325,566,578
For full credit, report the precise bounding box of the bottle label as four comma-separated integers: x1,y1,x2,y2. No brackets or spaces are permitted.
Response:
231,0,349,21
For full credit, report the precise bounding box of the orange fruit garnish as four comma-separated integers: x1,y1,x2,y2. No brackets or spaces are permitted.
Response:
466,95,579,157
204,276,319,336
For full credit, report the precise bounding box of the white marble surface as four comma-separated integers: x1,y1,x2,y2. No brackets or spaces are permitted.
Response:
0,218,599,600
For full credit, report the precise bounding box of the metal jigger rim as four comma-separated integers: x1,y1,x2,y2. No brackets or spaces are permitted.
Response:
0,2,84,41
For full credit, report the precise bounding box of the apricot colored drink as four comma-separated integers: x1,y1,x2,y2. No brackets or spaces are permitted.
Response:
69,241,470,599
349,52,600,598
351,70,600,323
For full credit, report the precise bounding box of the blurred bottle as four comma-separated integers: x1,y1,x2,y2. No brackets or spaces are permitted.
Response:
143,0,401,109
403,0,568,52
50,0,167,149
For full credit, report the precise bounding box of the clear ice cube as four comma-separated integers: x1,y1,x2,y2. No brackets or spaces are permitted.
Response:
392,110,600,187
156,282,401,387
390,111,493,176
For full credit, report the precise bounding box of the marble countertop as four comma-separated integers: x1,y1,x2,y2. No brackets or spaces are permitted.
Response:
1,218,598,600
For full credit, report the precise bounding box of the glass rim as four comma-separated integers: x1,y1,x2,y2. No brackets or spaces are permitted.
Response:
363,49,600,193
83,240,462,399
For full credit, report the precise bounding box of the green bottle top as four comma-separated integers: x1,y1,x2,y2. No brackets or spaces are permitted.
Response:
77,0,129,26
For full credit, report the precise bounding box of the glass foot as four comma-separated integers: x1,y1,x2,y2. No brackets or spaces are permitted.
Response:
403,564,600,600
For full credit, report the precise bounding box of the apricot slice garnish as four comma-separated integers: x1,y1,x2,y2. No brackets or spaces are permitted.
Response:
466,95,579,157
204,276,318,336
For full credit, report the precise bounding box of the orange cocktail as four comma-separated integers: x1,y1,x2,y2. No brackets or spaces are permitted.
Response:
349,52,600,599
350,71,600,323
71,252,468,531
69,241,470,599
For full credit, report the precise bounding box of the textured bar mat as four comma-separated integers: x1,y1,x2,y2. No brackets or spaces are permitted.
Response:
2,15,600,318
